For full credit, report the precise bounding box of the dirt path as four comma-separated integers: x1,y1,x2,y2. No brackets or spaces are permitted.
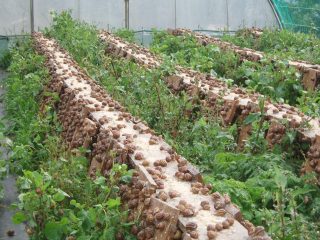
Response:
0,70,28,240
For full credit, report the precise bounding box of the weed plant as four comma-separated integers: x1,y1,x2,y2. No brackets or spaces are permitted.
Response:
114,29,136,43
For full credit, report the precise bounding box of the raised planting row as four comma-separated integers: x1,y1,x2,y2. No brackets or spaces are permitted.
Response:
150,30,304,106
245,28,264,38
169,29,320,91
32,32,272,240
3,37,141,239
99,30,320,181
222,28,320,65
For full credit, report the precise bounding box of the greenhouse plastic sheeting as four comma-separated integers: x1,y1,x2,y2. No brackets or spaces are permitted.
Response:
130,0,279,30
227,0,279,29
129,0,176,30
34,0,124,31
34,0,78,30
80,0,125,30
0,0,31,35
0,0,280,35
176,0,278,30
176,0,228,30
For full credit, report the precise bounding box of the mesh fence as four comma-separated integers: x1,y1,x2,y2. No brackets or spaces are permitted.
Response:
273,0,320,35
0,36,9,58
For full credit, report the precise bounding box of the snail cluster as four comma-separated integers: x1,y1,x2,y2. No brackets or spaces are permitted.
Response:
33,33,99,150
247,28,264,38
266,121,286,147
302,136,320,182
173,28,264,62
99,30,160,69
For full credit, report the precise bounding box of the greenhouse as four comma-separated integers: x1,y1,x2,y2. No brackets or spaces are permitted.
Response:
0,1,320,240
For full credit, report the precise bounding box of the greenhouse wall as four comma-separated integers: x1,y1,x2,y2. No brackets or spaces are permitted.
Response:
0,0,279,36
0,0,31,35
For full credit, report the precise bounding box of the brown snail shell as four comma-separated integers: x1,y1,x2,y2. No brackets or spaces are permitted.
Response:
189,231,199,239
169,190,181,198
134,152,144,160
156,222,165,230
184,173,193,181
155,212,164,220
215,223,223,231
227,217,235,226
222,219,230,229
186,222,198,230
191,187,200,194
207,230,218,239
142,160,149,166
214,209,226,216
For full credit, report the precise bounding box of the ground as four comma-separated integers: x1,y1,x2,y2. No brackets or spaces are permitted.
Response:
0,70,27,240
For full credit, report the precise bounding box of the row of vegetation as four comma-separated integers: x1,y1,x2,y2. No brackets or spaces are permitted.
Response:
150,31,304,106
0,11,319,239
222,29,320,65
47,12,320,239
0,35,134,239
149,30,320,117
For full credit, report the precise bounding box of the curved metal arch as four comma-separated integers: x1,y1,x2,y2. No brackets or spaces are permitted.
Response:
267,0,283,29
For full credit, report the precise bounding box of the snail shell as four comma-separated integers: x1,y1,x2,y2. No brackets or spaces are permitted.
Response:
186,222,198,230
214,209,226,217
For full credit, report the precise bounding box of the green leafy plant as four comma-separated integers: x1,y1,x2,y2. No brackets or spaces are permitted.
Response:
151,31,304,105
0,50,12,69
14,163,133,240
223,29,320,65
115,29,136,43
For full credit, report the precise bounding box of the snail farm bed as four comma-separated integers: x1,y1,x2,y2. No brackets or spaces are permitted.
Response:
2,12,320,240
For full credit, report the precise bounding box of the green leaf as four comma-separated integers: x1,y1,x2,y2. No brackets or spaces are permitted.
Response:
12,212,28,224
19,177,31,190
70,199,82,209
274,169,287,191
291,188,315,198
120,174,132,184
44,221,64,240
32,171,44,188
94,176,106,186
102,227,116,240
53,189,69,202
106,197,121,209
244,113,261,125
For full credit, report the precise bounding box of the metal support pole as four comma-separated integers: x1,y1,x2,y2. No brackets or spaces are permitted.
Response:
125,0,129,29
141,27,144,45
267,0,283,29
226,0,229,30
30,0,34,33
174,0,177,29
77,0,81,20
